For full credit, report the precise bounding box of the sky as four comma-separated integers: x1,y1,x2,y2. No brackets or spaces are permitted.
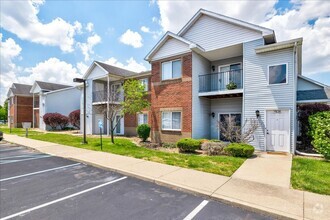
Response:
1,0,330,104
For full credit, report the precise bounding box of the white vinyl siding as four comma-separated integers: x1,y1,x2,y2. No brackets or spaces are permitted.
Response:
243,38,295,152
162,111,181,130
140,78,148,91
192,52,211,139
153,38,190,61
182,14,262,51
138,113,148,125
162,60,182,80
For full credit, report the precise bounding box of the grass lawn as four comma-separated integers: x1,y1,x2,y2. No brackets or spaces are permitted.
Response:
291,157,330,195
0,126,245,177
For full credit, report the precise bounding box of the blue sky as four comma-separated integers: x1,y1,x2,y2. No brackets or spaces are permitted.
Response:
1,0,329,104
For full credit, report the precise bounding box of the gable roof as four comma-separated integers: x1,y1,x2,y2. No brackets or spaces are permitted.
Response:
83,61,151,79
298,75,329,88
30,81,72,93
7,83,33,97
144,31,204,61
178,9,275,40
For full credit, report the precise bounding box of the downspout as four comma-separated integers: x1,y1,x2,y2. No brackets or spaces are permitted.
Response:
293,42,298,155
32,93,35,128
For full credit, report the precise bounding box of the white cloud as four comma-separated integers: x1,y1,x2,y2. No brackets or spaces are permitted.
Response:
119,29,143,48
155,0,330,77
0,35,22,104
77,34,101,61
0,0,82,52
22,58,82,85
104,57,147,72
141,26,150,33
77,62,89,75
86,22,94,32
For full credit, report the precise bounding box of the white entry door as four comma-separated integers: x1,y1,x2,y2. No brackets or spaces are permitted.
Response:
266,110,290,152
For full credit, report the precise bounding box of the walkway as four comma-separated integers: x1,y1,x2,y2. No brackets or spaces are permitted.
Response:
3,134,330,220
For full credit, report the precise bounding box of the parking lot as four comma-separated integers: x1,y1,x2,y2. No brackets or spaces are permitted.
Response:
0,142,272,220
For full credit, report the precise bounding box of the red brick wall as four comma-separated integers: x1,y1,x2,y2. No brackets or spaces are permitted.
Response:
150,53,192,143
13,96,33,127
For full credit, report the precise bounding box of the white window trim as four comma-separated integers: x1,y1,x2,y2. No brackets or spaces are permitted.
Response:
161,111,182,131
161,59,182,81
137,113,148,125
218,62,242,73
267,63,288,86
140,78,148,91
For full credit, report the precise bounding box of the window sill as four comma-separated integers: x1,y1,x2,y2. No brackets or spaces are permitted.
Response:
161,129,182,133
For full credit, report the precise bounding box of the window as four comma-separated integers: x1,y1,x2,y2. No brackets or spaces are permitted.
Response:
140,78,148,91
138,113,148,125
268,64,287,85
162,111,181,130
219,113,241,141
162,60,182,80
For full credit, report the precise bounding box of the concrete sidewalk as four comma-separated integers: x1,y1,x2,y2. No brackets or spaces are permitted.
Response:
3,134,330,220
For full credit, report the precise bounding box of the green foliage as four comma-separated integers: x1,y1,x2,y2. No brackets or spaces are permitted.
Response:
224,143,255,158
309,111,330,159
0,107,6,121
122,79,150,115
136,124,150,142
226,81,237,90
177,138,202,153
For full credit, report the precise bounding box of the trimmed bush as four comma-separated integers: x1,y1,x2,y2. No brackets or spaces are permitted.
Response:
224,143,255,158
297,103,330,150
43,113,69,130
177,138,201,153
201,141,227,156
137,124,150,142
309,111,330,159
68,109,80,129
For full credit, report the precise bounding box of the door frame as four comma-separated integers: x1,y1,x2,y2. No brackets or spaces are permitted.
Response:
218,62,242,89
265,108,291,153
217,112,242,141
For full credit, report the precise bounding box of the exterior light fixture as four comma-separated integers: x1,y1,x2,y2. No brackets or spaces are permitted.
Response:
211,65,215,72
73,78,88,144
255,110,260,118
211,112,215,118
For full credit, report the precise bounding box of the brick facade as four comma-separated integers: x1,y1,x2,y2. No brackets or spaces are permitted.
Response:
9,96,33,128
150,53,192,143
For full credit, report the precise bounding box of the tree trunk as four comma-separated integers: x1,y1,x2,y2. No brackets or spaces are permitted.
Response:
110,120,114,144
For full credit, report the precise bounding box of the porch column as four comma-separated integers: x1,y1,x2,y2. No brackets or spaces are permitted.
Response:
32,93,35,128
107,74,110,136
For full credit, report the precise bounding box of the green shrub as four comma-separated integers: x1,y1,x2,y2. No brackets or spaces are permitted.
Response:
177,138,201,153
224,143,255,158
136,124,150,142
226,81,237,90
309,111,330,159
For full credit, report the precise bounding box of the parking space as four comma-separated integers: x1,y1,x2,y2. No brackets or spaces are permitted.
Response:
0,142,272,220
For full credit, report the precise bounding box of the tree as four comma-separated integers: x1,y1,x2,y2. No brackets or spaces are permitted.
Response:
218,116,258,143
68,109,80,129
94,79,150,144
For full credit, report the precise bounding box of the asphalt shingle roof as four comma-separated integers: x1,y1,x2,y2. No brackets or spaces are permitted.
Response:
11,83,33,96
95,61,150,77
35,81,72,91
297,89,329,101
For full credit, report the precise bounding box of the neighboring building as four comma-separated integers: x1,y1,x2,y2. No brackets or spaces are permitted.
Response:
6,83,33,128
144,9,330,153
81,61,151,136
30,81,80,130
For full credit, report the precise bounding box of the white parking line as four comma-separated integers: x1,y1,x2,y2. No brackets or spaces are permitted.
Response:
0,176,127,220
0,155,53,165
183,200,209,220
0,148,24,152
0,154,46,160
0,163,81,182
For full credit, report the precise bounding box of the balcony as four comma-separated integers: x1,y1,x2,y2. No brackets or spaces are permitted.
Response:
199,69,243,96
92,90,124,103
